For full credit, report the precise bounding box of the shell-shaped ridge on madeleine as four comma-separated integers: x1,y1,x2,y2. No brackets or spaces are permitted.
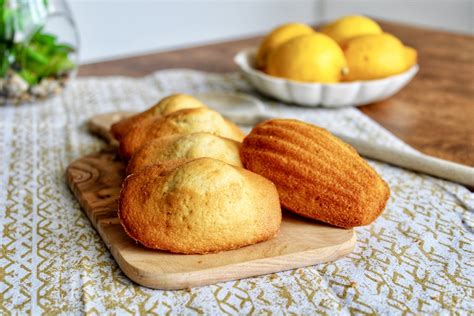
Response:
240,119,390,228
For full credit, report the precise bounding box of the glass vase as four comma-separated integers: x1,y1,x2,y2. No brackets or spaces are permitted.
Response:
0,0,79,105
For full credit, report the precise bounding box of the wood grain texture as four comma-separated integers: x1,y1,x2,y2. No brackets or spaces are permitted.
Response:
79,20,474,167
66,149,356,289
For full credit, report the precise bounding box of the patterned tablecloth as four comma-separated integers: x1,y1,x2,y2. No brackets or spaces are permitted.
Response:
0,70,473,315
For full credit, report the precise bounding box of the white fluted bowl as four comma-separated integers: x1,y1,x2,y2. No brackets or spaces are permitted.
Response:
234,48,419,107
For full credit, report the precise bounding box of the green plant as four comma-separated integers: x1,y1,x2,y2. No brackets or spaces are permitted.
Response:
1,0,75,85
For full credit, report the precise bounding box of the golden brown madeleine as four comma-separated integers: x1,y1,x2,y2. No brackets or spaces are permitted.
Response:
118,158,282,254
111,93,206,141
240,119,390,228
127,132,242,175
119,107,245,160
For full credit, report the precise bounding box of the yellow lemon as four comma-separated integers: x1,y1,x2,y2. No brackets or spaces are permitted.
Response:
256,23,314,69
266,33,348,83
343,33,410,81
404,46,418,70
321,15,382,45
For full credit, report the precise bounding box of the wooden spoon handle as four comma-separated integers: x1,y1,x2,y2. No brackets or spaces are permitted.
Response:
333,133,474,187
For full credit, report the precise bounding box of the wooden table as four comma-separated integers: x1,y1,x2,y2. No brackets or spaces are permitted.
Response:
80,20,474,167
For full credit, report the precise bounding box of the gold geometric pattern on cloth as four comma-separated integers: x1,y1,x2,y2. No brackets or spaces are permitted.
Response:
0,70,473,314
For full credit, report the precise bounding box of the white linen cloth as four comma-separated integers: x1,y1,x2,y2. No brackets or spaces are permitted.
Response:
0,70,472,315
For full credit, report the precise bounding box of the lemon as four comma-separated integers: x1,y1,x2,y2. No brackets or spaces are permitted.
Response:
256,23,314,69
321,15,382,45
343,33,411,81
266,33,348,83
404,46,418,70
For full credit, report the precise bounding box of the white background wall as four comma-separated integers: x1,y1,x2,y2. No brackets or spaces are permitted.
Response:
321,0,473,34
68,0,473,64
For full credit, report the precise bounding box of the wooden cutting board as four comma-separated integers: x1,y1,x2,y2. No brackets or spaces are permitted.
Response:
65,112,356,290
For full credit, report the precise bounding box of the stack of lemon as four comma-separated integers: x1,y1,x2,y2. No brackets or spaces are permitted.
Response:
257,16,417,83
